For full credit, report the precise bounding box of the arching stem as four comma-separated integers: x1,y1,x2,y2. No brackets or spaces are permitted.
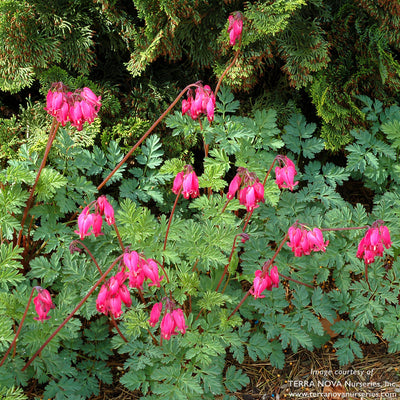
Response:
17,119,60,246
97,84,201,191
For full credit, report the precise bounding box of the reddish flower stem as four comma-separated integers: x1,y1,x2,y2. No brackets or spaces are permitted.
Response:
73,240,103,275
242,210,254,232
147,328,158,345
263,157,278,186
214,38,242,98
113,222,125,252
110,314,128,343
17,119,60,246
221,199,231,214
0,287,36,367
278,272,314,288
22,255,123,371
320,226,369,232
153,259,170,284
365,263,371,291
97,84,201,192
69,245,126,342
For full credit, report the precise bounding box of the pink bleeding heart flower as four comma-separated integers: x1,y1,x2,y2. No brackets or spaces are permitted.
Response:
91,213,103,237
96,271,131,319
124,251,146,290
172,165,199,199
142,258,163,287
97,196,115,225
172,171,184,195
227,12,243,46
182,84,216,123
160,313,177,340
356,221,392,265
250,270,272,299
33,287,55,322
250,264,279,299
149,302,163,327
182,170,199,199
227,174,242,200
275,156,298,191
75,206,94,240
172,308,187,334
287,225,328,257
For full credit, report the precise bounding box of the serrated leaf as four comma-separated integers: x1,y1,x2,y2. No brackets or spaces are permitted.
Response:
35,167,68,201
224,366,249,392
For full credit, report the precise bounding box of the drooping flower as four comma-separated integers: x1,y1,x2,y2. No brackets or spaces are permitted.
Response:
227,174,242,200
356,221,392,265
250,263,279,299
149,302,163,327
160,313,176,340
91,212,103,237
97,195,115,225
182,170,199,199
96,271,131,319
45,83,70,126
287,225,329,257
172,308,187,334
75,196,115,240
182,84,216,123
142,258,164,287
45,83,101,131
172,171,184,195
75,206,94,240
307,228,329,253
149,299,187,340
172,165,199,199
33,287,55,322
227,12,243,46
124,251,145,289
227,167,265,211
275,156,298,191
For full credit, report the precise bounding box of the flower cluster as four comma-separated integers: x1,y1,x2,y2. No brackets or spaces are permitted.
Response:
275,156,298,191
356,222,392,265
227,12,243,46
149,300,187,340
227,167,265,212
45,82,101,131
250,264,279,299
33,287,55,322
123,251,163,289
75,196,115,240
172,165,199,199
182,84,216,123
287,225,329,257
96,271,132,319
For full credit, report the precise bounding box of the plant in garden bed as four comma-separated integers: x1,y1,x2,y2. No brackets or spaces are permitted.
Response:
2,13,400,400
